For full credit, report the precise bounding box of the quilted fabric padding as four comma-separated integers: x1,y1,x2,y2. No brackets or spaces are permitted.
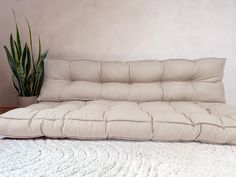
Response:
1,100,236,144
38,58,226,102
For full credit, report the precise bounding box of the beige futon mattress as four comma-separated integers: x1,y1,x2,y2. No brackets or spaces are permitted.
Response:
1,100,236,144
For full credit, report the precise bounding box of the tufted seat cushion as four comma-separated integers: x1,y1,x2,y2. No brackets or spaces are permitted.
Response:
1,100,236,144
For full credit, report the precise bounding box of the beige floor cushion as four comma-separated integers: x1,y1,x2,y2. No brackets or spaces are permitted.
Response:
38,58,226,103
1,58,236,144
0,100,236,144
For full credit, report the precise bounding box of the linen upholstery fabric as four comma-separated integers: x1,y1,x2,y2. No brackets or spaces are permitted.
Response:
1,100,236,144
38,58,226,102
1,58,235,145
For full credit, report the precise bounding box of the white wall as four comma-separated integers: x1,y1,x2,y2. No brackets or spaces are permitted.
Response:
0,0,236,106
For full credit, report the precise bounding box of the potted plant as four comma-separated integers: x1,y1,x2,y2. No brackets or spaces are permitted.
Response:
4,12,48,107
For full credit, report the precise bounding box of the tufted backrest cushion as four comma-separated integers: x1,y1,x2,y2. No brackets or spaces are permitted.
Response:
38,58,226,103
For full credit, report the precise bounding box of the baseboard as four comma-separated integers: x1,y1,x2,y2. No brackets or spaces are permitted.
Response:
0,107,16,114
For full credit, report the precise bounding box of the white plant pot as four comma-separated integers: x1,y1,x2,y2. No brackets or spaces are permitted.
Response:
18,96,37,108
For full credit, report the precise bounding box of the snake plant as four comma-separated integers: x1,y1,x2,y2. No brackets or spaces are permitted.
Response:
4,12,48,96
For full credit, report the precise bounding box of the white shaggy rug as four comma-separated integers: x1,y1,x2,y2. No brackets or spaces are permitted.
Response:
0,139,236,177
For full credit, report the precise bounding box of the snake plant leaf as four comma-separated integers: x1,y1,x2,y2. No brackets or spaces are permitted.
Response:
13,40,20,64
25,45,32,79
22,43,27,70
16,24,22,58
27,73,35,95
4,46,24,95
12,76,20,95
24,83,31,96
37,38,42,65
33,50,48,95
12,9,22,58
10,34,16,61
22,46,30,96
15,62,25,78
26,18,35,68
16,63,26,95
4,46,18,77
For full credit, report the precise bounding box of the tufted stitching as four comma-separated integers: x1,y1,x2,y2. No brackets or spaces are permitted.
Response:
137,103,153,139
183,113,194,125
194,124,202,140
45,76,69,81
160,61,165,101
99,61,102,82
191,81,197,102
128,62,131,101
60,110,71,136
96,61,102,99
147,112,154,140
128,62,131,83
69,60,72,81
204,107,224,127
27,110,40,134
58,81,72,102
169,102,176,112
